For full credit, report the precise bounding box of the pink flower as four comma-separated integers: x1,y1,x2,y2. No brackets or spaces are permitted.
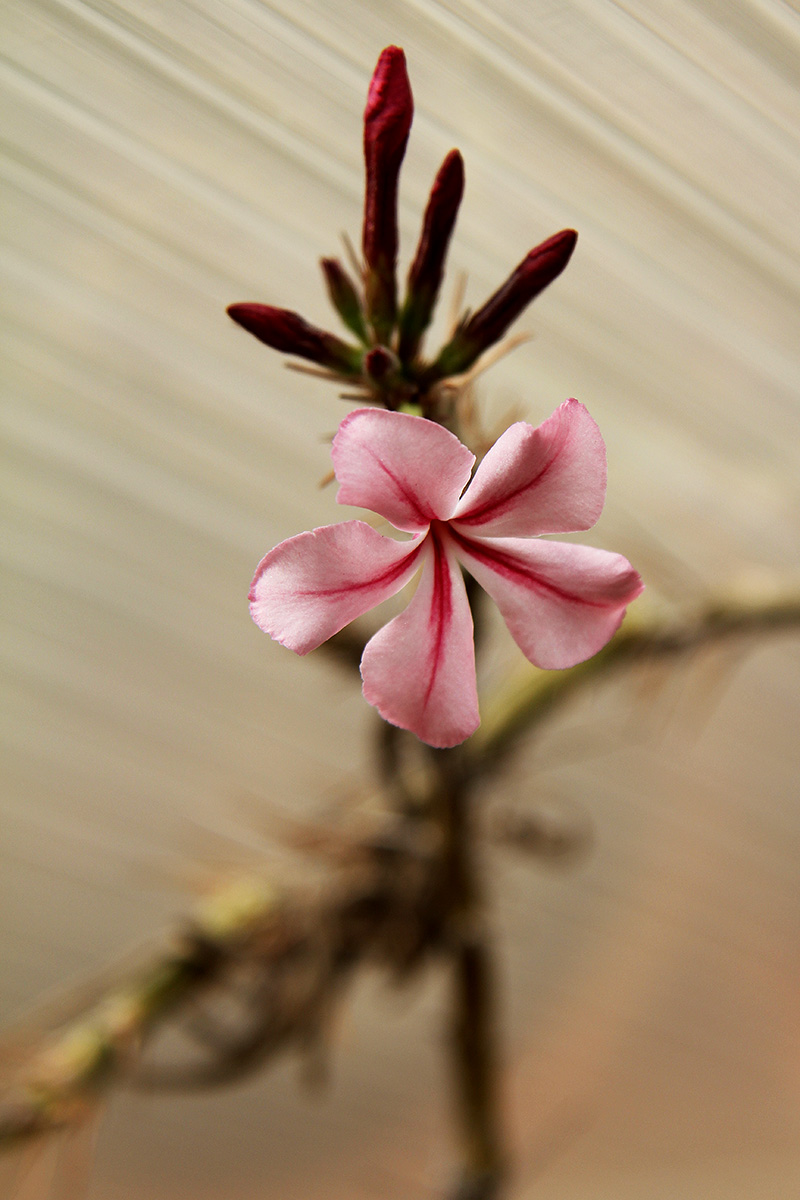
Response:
249,402,643,748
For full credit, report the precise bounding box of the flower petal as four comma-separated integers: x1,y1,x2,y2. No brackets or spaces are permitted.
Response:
452,400,606,536
360,531,479,747
333,408,475,533
250,521,425,654
450,529,643,669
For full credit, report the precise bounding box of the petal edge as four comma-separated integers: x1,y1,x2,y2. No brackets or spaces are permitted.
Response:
452,400,606,537
452,530,643,669
333,408,475,533
250,521,425,654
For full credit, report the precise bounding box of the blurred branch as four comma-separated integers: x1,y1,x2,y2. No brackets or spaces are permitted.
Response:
469,584,800,774
0,938,222,1147
428,746,504,1199
0,816,445,1149
1,581,798,1152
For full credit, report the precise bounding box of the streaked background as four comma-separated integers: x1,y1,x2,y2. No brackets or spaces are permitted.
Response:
2,1,800,1195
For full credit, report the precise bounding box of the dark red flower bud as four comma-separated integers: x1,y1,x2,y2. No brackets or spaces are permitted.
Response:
431,229,578,379
362,45,414,343
321,258,369,344
363,345,399,385
398,149,465,364
227,303,362,375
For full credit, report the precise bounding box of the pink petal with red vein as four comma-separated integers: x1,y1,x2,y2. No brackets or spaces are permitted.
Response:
360,531,479,747
333,408,475,534
452,400,606,536
450,530,643,669
249,521,425,654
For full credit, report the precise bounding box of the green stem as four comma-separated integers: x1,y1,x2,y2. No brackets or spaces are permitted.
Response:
430,746,504,1198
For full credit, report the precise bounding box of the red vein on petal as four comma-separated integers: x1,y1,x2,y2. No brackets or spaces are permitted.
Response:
449,528,611,609
362,446,437,525
296,538,425,599
455,423,569,528
422,528,453,710
250,537,425,603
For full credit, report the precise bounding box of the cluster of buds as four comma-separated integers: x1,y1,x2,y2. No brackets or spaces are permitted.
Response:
228,46,577,417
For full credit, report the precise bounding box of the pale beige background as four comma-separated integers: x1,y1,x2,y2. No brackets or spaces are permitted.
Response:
2,1,800,1196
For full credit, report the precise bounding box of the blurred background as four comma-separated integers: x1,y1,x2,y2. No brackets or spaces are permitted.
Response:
2,0,800,1196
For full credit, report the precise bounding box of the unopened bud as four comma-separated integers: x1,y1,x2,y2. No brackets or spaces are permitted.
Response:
362,46,414,343
363,345,399,385
399,149,464,363
227,303,362,375
431,229,578,379
321,258,369,344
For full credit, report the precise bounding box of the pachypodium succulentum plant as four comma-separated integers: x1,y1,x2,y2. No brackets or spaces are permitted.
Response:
231,46,643,748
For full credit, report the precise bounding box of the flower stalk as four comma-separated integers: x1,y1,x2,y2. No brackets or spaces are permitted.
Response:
430,743,504,1198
